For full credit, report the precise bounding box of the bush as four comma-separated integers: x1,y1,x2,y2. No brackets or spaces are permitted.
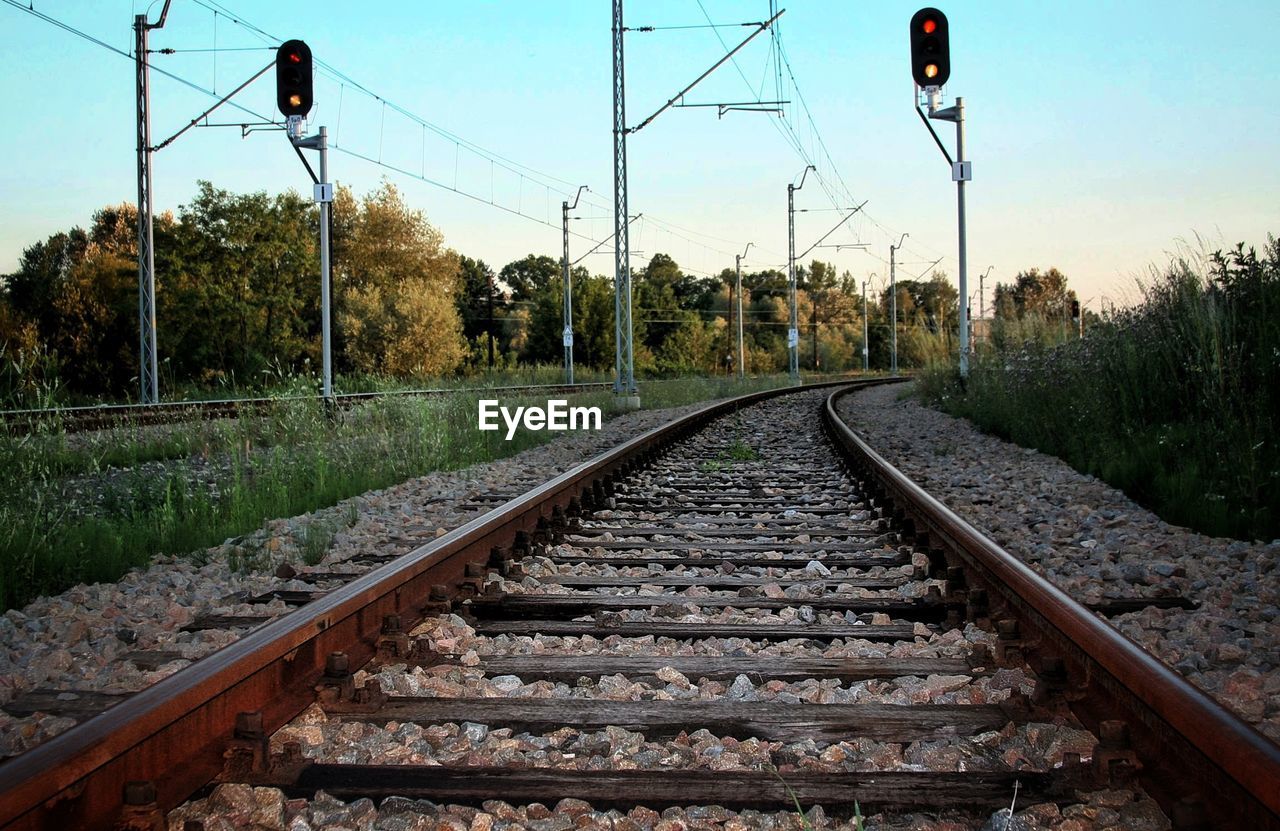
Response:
920,237,1280,541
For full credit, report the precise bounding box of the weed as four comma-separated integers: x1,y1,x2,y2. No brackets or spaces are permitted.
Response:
769,767,815,831
726,439,758,461
0,374,801,611
918,236,1280,540
300,521,336,566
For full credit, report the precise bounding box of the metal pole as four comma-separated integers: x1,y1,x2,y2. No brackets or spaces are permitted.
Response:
787,185,799,382
732,257,742,376
135,15,159,405
811,287,818,371
980,269,987,323
734,256,743,377
889,244,898,375
862,280,869,372
487,272,495,370
562,200,573,385
956,97,969,376
318,126,333,403
612,0,636,401
735,242,750,379
561,185,587,385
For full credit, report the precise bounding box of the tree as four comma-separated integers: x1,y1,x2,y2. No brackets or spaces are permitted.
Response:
570,269,615,370
171,182,317,384
993,267,1076,320
499,254,560,301
801,261,859,371
898,274,959,334
334,182,464,377
456,256,508,369
3,228,89,341
1,204,183,395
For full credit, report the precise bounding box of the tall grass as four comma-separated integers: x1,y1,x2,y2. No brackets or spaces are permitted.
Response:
0,374,799,611
918,238,1280,540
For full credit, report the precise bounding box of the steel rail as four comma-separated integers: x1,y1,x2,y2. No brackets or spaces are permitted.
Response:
0,378,888,831
823,385,1280,830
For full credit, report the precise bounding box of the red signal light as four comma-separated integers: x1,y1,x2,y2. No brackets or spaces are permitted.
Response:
287,52,302,63
922,18,937,34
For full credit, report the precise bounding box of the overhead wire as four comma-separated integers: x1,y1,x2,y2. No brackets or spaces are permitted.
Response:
6,0,843,286
694,0,955,275
185,0,766,274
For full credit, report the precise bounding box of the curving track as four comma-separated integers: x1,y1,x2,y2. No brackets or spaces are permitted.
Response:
0,381,1276,830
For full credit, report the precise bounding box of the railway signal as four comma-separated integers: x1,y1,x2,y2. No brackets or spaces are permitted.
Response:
911,7,970,376
276,37,331,402
276,39,313,117
909,8,950,88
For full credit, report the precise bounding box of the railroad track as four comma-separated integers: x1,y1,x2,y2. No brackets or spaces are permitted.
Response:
0,382,614,435
0,380,1276,830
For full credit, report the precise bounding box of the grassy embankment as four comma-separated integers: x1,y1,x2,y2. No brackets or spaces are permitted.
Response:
0,370,835,611
917,239,1279,541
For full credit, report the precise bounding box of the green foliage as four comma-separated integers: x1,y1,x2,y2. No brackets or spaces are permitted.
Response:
169,183,320,386
499,253,560,301
0,341,63,409
1,191,905,404
335,182,465,377
726,439,758,461
991,266,1077,321
0,180,475,401
455,255,507,365
920,239,1280,540
0,371,804,611
699,436,758,473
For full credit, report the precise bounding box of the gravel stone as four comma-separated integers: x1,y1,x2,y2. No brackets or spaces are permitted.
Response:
2,400,725,758
838,383,1280,740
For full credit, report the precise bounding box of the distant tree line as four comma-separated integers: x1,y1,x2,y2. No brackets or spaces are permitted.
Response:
0,180,1063,403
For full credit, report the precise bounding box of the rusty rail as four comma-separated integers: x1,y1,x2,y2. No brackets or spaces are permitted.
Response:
823,385,1280,830
0,379,884,831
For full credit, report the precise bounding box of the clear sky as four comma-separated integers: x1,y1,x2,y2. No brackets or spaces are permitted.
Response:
1,0,1277,314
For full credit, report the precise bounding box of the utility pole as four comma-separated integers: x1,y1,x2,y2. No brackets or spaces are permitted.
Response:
889,233,907,376
922,93,970,376
787,165,814,383
317,127,332,401
734,243,751,379
291,122,333,401
954,98,969,375
980,265,992,322
487,271,495,370
912,9,971,376
562,185,587,384
612,2,782,404
611,0,637,405
978,264,993,346
861,278,870,372
811,289,819,371
134,2,171,404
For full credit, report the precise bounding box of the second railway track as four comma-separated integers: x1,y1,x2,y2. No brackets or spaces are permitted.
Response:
0,380,1276,830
